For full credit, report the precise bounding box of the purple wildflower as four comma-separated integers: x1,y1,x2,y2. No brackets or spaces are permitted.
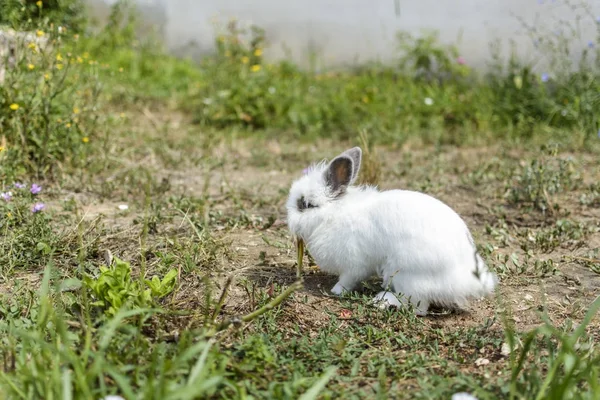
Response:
597,16,600,23
456,56,466,65
31,203,45,213
1,192,12,201
588,41,595,49
14,182,25,189
30,183,42,195
541,73,550,82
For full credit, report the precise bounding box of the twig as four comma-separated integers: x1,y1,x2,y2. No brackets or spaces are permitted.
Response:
211,275,233,323
207,279,304,336
241,280,303,323
568,255,600,264
296,238,304,279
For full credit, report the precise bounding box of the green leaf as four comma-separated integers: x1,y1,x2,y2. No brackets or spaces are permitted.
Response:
36,242,52,255
60,278,82,292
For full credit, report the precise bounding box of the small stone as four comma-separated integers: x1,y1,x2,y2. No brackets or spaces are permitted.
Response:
475,357,490,366
118,204,129,210
102,249,113,266
524,294,534,301
501,342,511,356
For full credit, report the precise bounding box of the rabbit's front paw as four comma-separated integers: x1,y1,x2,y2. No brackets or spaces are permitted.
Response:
331,282,348,295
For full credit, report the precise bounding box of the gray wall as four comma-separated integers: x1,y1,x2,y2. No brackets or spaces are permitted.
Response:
89,0,600,70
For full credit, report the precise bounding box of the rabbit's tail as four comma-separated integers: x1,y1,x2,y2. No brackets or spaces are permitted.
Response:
466,231,498,295
473,253,498,295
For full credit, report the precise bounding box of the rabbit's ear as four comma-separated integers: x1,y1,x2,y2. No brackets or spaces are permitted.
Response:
325,155,353,196
342,147,362,183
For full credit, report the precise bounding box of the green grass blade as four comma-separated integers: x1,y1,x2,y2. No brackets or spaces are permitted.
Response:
298,366,338,400
62,369,73,400
186,339,215,386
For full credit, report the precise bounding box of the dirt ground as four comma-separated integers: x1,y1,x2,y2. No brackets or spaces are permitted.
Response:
7,110,599,360
211,144,600,332
53,127,600,336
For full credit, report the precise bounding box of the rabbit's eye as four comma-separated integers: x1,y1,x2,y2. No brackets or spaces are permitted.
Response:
297,196,317,211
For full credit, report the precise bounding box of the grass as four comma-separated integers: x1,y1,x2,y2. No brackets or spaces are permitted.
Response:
1,0,600,399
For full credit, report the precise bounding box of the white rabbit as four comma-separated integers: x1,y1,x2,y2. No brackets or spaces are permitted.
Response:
286,147,498,316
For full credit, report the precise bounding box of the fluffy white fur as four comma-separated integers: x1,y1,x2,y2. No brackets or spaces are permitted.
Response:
286,147,498,316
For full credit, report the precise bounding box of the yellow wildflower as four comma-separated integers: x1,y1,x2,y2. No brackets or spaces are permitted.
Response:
36,30,44,37
28,42,37,50
36,0,42,7
0,146,4,152
56,54,63,61
28,64,35,70
254,48,263,57
77,56,83,63
120,113,125,118
56,64,63,70
82,137,89,143
66,123,71,128
119,67,123,72
6,212,11,218
241,56,249,64
251,65,261,72
362,96,370,104
73,107,80,114
44,73,50,80
9,103,19,111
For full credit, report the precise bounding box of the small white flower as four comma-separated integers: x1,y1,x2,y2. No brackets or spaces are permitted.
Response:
118,204,129,211
424,97,434,106
202,97,213,105
452,393,478,400
268,86,276,94
561,109,567,116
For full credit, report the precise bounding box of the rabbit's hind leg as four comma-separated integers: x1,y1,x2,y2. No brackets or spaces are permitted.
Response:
373,290,429,316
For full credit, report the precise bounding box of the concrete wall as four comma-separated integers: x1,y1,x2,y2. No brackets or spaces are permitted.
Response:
88,0,600,70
